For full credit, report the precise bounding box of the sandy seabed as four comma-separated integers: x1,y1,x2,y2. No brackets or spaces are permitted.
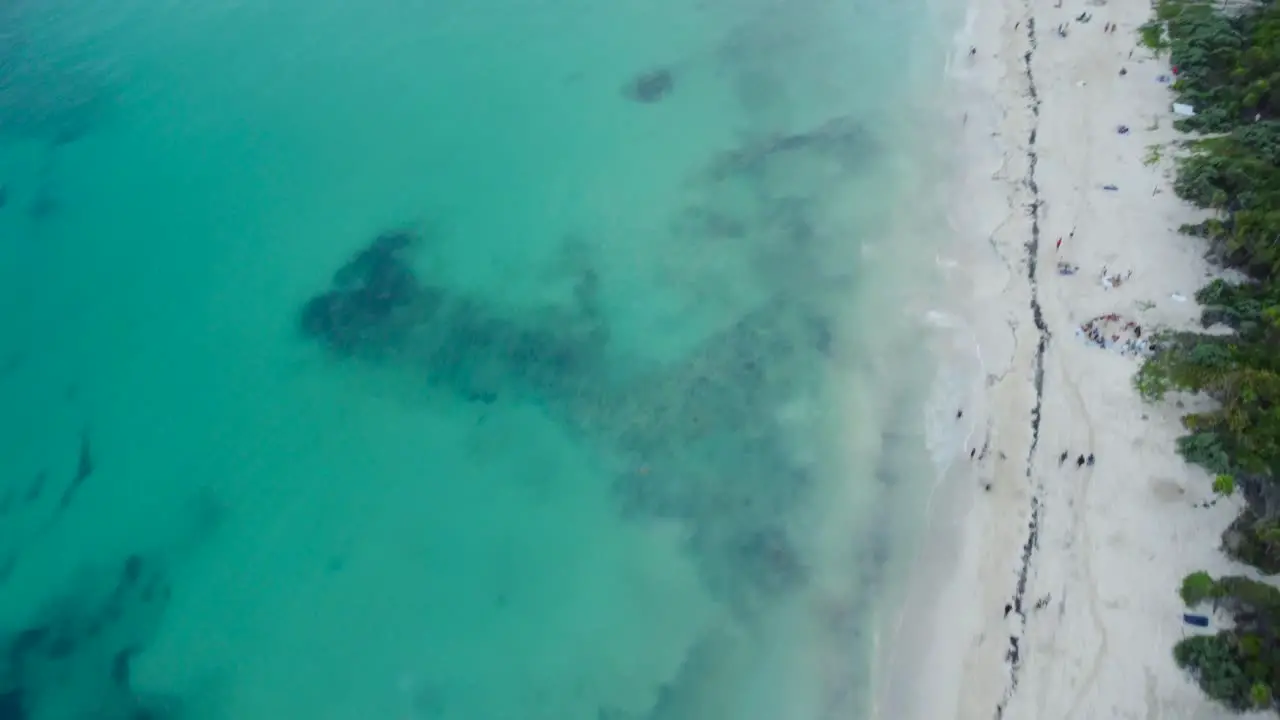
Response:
876,0,1275,718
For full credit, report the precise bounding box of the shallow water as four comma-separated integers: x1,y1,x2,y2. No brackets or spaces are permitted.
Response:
0,0,962,717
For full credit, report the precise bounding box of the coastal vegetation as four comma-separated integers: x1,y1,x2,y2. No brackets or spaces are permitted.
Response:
1134,0,1280,712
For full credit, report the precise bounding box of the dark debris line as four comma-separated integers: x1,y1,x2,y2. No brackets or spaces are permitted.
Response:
995,10,1051,720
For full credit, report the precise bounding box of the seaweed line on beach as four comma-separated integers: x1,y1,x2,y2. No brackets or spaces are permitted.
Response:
994,10,1050,720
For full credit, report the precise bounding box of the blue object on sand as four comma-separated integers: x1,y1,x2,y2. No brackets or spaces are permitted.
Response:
1183,613,1210,627
1102,184,1119,191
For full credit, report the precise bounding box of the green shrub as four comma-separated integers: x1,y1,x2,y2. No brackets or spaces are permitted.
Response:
1223,512,1280,574
1139,20,1168,51
1182,571,1219,606
1174,634,1255,710
1253,681,1273,708
1140,0,1280,714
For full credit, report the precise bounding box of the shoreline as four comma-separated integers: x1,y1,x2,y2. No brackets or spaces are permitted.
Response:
880,0,1259,717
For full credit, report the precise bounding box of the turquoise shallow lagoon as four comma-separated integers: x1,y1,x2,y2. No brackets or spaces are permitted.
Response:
0,0,964,717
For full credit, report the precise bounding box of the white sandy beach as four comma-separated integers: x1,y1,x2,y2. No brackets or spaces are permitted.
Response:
878,0,1271,718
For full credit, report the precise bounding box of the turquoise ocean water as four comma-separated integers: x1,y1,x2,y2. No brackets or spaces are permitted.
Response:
0,0,965,717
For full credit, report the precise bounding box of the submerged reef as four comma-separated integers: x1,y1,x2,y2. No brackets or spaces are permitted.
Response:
623,68,674,104
0,424,222,720
701,116,874,181
299,114,883,716
299,226,832,620
0,553,181,719
299,115,879,622
300,228,606,402
300,229,430,356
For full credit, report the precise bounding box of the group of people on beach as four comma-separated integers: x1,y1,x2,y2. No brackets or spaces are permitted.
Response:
1053,12,1119,40
956,2,1163,501
1100,265,1133,289
1077,313,1150,356
1059,451,1095,468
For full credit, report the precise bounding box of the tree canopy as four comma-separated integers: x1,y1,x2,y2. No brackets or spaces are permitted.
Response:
1137,0,1280,712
